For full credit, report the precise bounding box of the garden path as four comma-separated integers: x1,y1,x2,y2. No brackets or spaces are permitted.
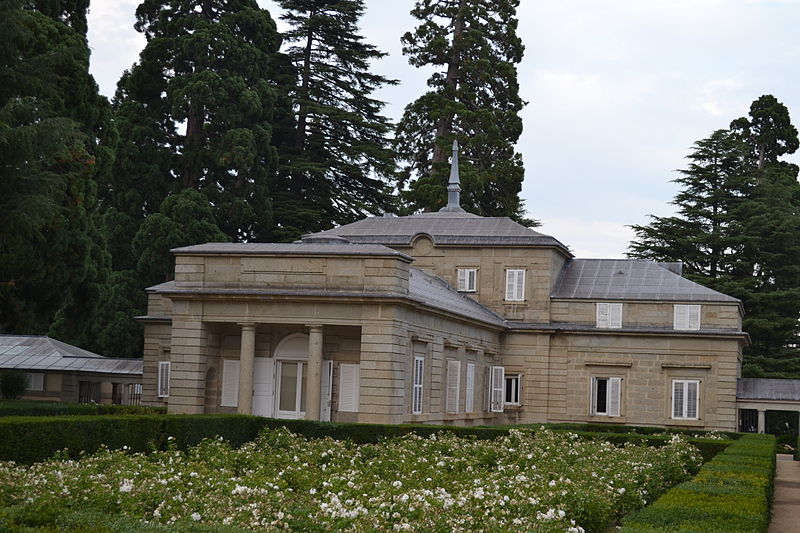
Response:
769,454,800,533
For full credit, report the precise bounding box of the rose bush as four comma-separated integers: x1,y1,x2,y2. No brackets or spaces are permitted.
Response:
0,428,702,532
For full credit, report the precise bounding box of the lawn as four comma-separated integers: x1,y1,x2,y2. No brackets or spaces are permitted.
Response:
0,427,702,532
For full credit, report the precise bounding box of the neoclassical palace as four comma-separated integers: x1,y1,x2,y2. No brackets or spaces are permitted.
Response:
140,147,747,430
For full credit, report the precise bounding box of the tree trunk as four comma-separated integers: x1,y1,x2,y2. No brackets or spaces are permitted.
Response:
294,12,316,150
431,0,465,171
182,100,204,189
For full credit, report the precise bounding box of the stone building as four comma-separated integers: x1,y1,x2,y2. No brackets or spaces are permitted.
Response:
140,145,748,430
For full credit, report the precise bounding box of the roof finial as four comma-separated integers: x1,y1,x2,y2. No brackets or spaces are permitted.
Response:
440,139,465,212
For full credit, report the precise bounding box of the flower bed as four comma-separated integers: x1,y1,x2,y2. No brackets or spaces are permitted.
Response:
0,428,702,532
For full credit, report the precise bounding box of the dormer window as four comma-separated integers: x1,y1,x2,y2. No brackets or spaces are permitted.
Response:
457,268,477,292
596,303,622,328
505,269,525,301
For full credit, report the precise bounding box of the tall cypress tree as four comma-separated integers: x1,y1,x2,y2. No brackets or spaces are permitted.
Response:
629,95,800,374
394,0,531,223
110,0,286,246
0,0,118,354
270,0,397,241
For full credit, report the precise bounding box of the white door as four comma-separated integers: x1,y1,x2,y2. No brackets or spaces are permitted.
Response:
320,360,333,422
252,357,275,417
276,361,307,419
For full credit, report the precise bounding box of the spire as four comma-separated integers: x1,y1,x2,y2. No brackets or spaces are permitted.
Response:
440,140,465,212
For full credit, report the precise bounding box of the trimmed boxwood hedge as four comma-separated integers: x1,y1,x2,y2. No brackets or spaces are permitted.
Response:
0,414,733,465
0,400,166,417
620,433,776,532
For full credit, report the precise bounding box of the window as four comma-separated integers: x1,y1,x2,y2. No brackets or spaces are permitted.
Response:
78,381,100,403
674,304,701,331
465,363,475,413
489,366,505,412
157,361,171,398
591,377,621,416
412,356,424,415
672,380,699,419
596,303,623,328
457,268,477,292
446,360,461,414
338,363,360,413
505,269,525,301
25,372,44,391
505,374,522,405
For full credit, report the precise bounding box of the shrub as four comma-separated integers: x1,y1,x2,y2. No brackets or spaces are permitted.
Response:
621,433,776,533
0,399,166,417
0,371,28,399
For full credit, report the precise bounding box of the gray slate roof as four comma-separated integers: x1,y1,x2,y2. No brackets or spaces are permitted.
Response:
312,212,571,252
737,378,800,401
172,242,412,261
551,259,739,303
0,335,142,375
408,268,506,327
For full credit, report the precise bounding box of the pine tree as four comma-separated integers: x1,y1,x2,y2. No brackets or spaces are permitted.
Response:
629,95,800,374
268,0,397,241
110,0,286,245
0,0,118,355
394,0,532,223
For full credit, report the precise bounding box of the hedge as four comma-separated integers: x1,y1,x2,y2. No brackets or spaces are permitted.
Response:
0,400,166,417
533,422,740,440
620,433,776,532
0,414,733,465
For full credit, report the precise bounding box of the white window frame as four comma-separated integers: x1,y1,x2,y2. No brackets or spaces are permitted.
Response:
672,379,700,420
504,373,522,406
25,372,45,391
465,363,475,413
157,361,171,398
456,268,477,292
596,303,623,328
505,269,525,302
591,377,621,417
412,356,424,415
674,304,701,331
489,366,505,412
446,360,461,414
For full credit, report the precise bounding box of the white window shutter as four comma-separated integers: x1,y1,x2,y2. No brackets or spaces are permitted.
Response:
490,366,505,412
674,305,688,330
505,270,515,301
515,270,525,300
591,378,598,414
320,360,333,421
672,380,684,418
446,360,461,414
688,305,701,330
609,303,623,328
457,269,467,291
687,381,699,419
465,363,475,413
338,363,360,413
608,377,621,416
412,356,424,415
220,359,240,407
596,303,609,328
157,362,170,398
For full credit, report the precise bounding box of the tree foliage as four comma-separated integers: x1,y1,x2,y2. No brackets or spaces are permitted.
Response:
270,0,397,241
110,0,285,246
394,0,532,224
629,95,800,372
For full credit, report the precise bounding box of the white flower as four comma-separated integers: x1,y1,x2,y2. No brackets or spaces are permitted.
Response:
119,479,134,493
191,512,201,521
392,480,403,488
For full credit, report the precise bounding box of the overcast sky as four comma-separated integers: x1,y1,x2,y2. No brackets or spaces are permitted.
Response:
87,0,800,258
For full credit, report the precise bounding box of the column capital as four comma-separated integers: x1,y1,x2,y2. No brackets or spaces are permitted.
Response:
306,324,324,333
238,322,256,330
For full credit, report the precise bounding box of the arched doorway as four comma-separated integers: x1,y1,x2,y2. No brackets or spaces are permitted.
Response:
272,333,309,419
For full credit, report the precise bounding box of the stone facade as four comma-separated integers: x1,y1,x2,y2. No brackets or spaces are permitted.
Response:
141,212,747,431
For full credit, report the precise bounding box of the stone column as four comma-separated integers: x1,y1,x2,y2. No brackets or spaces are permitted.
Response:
757,409,766,434
237,323,256,415
306,325,323,420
